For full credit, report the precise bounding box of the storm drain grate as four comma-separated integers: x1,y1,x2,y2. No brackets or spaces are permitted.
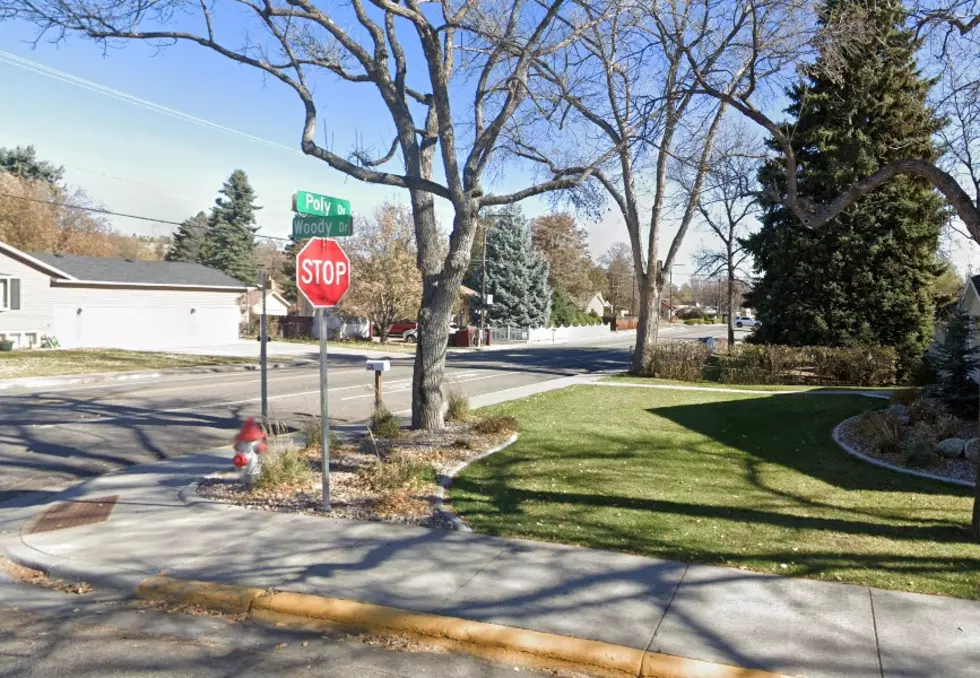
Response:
26,495,119,534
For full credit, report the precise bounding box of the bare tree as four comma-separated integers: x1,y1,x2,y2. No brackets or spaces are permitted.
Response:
4,0,609,429
687,135,759,347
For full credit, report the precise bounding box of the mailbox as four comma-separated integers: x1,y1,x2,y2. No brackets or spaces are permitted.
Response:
365,359,391,372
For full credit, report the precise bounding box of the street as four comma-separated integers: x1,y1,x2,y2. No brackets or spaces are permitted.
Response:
0,325,736,499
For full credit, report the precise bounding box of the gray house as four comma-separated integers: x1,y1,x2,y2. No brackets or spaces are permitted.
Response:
0,241,248,350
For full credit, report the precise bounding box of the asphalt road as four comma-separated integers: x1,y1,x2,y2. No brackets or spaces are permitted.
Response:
0,324,739,499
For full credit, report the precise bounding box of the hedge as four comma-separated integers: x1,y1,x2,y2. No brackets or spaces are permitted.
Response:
643,342,710,382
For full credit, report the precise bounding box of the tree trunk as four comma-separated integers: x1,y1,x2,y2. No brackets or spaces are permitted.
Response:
631,276,661,374
972,463,980,541
727,266,736,350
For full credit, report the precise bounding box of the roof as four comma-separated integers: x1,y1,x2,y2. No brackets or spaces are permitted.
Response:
28,252,247,288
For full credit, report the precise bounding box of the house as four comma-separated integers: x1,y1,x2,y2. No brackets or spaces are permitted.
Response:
244,283,291,319
584,292,612,317
0,241,248,350
961,274,980,318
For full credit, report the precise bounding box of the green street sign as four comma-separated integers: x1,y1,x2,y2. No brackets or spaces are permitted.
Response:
292,214,354,238
293,190,351,217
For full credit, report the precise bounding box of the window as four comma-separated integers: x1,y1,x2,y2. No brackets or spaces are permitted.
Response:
0,277,20,311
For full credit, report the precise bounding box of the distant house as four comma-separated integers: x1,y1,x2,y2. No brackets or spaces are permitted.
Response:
0,241,247,350
584,292,612,316
245,283,291,319
961,275,980,318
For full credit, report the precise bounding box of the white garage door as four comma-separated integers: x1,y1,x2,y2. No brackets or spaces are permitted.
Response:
54,305,240,350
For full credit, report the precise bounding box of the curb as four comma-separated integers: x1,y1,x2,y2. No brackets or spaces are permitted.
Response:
833,416,976,488
135,574,792,678
0,359,315,391
431,432,519,531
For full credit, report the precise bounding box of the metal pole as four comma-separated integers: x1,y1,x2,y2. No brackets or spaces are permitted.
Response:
375,371,383,407
259,271,268,423
319,307,330,511
480,226,488,347
668,266,673,324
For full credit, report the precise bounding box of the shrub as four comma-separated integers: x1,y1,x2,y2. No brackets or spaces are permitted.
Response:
715,345,897,386
908,398,948,427
677,307,705,320
371,404,402,439
902,424,936,468
303,417,343,450
889,388,924,406
254,449,315,491
854,411,903,454
934,413,964,440
683,318,700,325
643,341,710,381
446,389,470,422
357,451,432,494
928,308,980,416
473,415,519,435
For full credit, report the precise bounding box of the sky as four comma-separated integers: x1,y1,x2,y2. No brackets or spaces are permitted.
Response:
1,12,979,281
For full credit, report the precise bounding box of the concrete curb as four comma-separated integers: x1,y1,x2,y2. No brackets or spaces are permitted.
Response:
0,359,315,391
430,432,519,531
833,416,976,488
134,574,793,678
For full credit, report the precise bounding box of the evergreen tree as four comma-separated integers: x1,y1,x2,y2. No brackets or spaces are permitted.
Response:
200,170,261,284
0,145,64,184
166,211,210,263
744,0,945,377
280,237,303,304
928,308,980,417
469,206,551,327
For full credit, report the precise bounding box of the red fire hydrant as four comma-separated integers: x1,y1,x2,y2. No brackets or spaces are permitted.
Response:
232,418,268,485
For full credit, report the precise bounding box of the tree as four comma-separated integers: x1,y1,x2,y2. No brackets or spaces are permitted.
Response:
599,242,635,315
200,170,260,284
470,207,551,328
530,213,593,304
0,145,64,184
342,203,422,342
5,0,609,430
167,211,210,263
929,307,980,417
744,0,945,376
690,137,759,347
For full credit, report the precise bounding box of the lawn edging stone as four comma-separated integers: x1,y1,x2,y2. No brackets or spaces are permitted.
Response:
833,416,976,488
432,432,519,531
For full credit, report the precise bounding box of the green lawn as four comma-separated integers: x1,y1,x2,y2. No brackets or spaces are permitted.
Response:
0,349,256,380
602,374,907,393
275,337,417,353
453,386,980,599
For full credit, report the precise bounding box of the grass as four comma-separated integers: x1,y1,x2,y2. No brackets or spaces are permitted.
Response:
452,386,980,599
0,348,256,380
603,374,909,393
276,337,417,353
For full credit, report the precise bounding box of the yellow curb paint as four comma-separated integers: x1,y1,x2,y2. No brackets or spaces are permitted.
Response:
136,575,266,614
136,576,794,678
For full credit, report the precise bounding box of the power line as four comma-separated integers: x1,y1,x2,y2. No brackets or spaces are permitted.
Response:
0,50,304,157
0,191,292,243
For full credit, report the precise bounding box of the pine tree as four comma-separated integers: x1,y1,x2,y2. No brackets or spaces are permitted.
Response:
166,211,209,263
200,170,261,284
744,0,945,377
929,308,980,417
469,206,551,327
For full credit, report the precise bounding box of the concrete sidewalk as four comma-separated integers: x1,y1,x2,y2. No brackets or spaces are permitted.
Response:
1,450,977,678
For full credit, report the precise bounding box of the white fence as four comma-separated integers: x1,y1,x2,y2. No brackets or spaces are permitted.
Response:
527,323,612,344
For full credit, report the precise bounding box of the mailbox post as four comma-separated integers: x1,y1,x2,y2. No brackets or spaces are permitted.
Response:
365,359,391,407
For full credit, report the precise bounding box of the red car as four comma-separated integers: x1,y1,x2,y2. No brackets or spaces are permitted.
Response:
385,320,417,339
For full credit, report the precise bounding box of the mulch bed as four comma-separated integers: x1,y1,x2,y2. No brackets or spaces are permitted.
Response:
197,421,513,528
839,416,977,484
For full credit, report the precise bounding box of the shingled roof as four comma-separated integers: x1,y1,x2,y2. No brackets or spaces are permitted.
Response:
29,252,247,288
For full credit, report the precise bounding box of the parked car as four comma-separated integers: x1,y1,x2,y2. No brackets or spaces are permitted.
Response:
735,316,759,329
381,320,418,340
403,322,460,344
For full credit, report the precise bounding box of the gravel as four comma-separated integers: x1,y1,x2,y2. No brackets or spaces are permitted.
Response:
198,422,513,528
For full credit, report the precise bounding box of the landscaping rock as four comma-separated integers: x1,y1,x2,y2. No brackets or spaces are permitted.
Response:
936,438,966,458
965,438,980,464
886,404,911,425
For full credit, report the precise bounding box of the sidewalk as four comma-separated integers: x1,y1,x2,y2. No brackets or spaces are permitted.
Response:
1,448,976,678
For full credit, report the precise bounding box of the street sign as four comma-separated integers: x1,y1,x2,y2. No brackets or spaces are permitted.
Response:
293,191,351,217
292,214,353,238
296,238,351,308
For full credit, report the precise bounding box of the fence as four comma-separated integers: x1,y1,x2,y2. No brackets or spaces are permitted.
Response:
489,326,530,344
527,323,612,344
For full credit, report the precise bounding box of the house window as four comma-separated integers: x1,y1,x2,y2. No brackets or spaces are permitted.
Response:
0,277,21,311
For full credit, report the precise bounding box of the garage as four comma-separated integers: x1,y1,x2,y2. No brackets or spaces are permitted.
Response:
0,242,248,350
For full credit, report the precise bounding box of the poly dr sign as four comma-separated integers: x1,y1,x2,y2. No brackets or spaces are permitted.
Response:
296,238,351,308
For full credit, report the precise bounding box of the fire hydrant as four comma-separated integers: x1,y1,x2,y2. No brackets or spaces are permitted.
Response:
232,418,268,485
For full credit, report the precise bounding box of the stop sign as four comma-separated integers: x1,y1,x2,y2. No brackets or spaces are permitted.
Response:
296,238,351,308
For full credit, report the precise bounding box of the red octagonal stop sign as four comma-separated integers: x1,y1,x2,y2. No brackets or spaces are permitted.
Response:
296,238,351,308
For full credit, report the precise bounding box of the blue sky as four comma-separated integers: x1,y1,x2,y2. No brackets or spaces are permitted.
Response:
1,15,977,280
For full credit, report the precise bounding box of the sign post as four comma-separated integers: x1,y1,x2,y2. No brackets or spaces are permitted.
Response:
259,271,268,423
295,237,352,511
